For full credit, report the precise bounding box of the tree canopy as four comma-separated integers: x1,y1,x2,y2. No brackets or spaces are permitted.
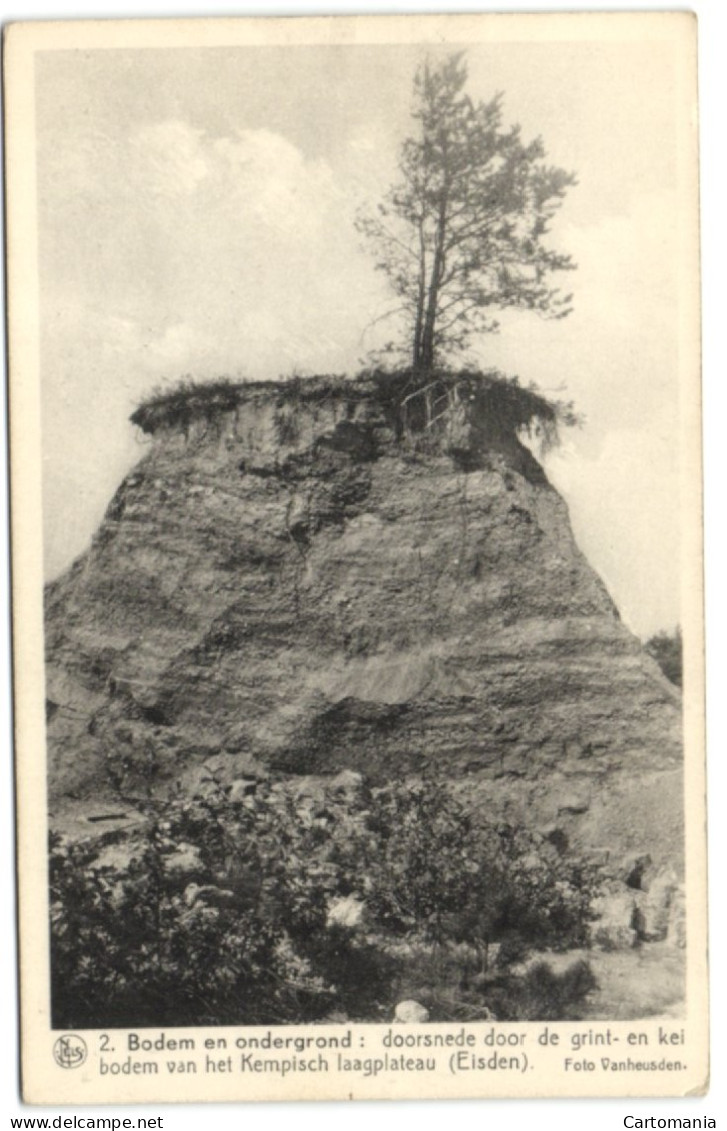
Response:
645,627,682,688
358,53,577,373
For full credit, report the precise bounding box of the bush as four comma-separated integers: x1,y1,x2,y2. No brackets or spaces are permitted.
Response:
343,779,598,966
645,627,682,688
50,775,598,1027
50,831,317,1028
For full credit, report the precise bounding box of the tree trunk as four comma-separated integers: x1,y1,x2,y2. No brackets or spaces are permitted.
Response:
419,244,443,373
418,171,449,373
412,217,428,371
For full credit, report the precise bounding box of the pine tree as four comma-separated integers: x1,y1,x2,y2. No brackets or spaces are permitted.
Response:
358,53,577,373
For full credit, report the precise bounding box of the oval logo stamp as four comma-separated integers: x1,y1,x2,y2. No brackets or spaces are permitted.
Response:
53,1034,87,1069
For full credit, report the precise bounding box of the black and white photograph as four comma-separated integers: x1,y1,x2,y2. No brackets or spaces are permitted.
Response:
5,10,707,1104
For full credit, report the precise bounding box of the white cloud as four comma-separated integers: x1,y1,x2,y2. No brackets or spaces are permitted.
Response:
40,119,397,577
132,120,210,198
546,408,680,637
210,128,342,238
42,118,388,375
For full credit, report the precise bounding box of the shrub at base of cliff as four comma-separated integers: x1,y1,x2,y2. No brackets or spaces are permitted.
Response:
49,777,598,1027
351,781,598,964
50,833,331,1028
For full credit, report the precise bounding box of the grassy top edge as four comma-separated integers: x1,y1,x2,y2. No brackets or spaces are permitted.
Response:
130,367,579,441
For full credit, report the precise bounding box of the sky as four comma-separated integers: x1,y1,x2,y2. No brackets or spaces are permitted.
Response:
34,23,695,637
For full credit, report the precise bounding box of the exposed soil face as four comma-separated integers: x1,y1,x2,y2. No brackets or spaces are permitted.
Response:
44,373,682,877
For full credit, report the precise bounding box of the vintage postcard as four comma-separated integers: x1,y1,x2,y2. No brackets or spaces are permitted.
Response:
5,11,706,1104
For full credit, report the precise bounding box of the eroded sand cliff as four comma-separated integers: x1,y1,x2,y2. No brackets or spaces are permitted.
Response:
44,373,682,885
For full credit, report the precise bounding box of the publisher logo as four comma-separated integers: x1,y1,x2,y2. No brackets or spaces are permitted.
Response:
53,1034,87,1069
